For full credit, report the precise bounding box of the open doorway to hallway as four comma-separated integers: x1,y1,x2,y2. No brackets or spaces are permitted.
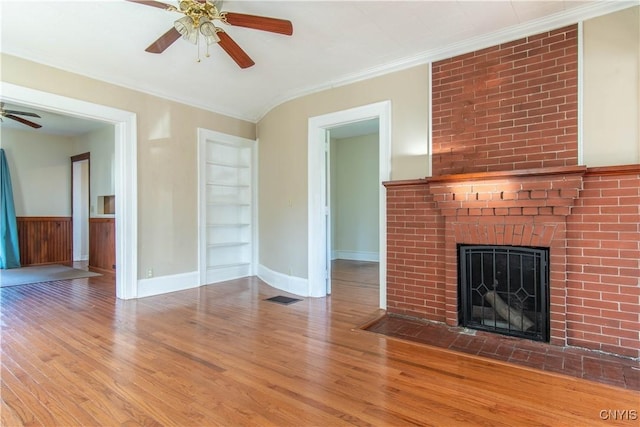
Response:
307,101,390,306
327,119,380,302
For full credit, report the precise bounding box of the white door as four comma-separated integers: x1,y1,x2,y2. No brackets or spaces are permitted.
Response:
198,129,256,285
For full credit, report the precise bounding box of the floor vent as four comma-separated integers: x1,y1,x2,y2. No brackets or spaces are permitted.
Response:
264,295,302,305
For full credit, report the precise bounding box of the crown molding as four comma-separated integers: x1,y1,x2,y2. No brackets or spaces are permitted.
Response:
0,51,257,123
257,0,639,122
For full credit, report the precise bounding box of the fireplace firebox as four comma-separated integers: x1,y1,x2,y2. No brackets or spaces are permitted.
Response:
459,245,549,342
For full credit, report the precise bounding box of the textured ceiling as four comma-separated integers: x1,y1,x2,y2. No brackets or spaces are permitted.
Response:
1,0,635,127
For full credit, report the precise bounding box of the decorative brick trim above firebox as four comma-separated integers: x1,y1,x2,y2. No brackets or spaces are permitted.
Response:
431,166,585,346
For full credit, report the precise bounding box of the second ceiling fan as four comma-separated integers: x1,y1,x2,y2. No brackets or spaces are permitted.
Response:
127,0,293,69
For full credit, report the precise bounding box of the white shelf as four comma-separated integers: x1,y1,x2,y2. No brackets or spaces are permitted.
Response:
207,262,251,269
207,202,250,207
206,182,250,188
208,242,249,248
206,160,250,169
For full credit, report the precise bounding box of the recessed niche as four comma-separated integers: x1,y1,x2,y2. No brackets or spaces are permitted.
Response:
98,195,115,215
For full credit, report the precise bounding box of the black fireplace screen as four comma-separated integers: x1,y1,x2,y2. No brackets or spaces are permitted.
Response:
458,245,549,342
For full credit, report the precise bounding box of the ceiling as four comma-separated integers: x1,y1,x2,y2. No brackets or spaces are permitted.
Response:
1,0,634,129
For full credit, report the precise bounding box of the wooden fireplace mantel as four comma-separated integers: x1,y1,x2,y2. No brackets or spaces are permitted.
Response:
383,165,588,188
383,164,640,187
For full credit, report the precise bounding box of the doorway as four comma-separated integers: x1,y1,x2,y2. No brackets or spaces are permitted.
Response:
308,101,391,307
327,120,380,296
71,153,90,267
2,82,137,299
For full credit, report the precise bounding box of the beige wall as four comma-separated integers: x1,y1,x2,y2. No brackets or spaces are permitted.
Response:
256,7,640,281
1,128,74,216
583,6,640,166
1,54,255,279
257,65,429,277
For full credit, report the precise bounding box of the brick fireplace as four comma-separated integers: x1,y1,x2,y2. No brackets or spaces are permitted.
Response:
428,166,584,347
383,24,639,359
385,166,640,358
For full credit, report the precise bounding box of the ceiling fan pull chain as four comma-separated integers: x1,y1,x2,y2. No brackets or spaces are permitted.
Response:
196,33,201,62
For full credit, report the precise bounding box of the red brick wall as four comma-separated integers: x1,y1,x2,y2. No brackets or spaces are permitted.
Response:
386,183,446,320
431,25,578,176
566,169,640,358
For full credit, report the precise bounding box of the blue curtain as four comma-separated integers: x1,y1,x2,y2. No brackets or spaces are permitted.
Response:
1,148,21,269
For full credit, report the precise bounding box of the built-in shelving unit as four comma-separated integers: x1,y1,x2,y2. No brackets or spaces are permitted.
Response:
200,132,254,284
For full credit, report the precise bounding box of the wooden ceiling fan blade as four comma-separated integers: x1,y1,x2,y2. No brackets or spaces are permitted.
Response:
223,12,293,36
145,28,181,53
217,32,255,69
125,0,174,10
4,110,41,118
6,114,42,129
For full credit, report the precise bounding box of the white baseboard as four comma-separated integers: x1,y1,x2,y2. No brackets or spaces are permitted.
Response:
333,250,379,262
137,270,200,298
137,266,314,299
206,264,252,284
257,264,309,297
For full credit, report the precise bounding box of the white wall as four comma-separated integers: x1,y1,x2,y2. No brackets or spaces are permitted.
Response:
73,126,116,217
2,125,117,220
1,128,74,216
583,6,640,166
330,133,379,261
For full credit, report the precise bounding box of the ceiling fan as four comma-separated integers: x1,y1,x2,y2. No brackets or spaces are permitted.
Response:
0,103,42,129
127,0,293,68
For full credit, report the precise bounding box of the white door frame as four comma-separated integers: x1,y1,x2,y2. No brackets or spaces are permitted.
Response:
308,101,391,307
2,82,138,299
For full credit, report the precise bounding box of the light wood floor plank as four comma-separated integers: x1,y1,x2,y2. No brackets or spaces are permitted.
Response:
1,265,638,426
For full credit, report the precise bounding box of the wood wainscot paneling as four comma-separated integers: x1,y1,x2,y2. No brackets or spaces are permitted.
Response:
17,217,73,266
89,217,116,274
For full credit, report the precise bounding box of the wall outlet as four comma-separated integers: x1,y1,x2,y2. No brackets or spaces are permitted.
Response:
146,268,153,278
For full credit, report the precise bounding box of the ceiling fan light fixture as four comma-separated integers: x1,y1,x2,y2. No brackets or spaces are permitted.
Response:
174,16,198,44
200,20,220,45
178,0,191,12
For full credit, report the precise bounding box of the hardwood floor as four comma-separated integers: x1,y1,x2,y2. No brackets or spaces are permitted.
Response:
1,263,638,426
